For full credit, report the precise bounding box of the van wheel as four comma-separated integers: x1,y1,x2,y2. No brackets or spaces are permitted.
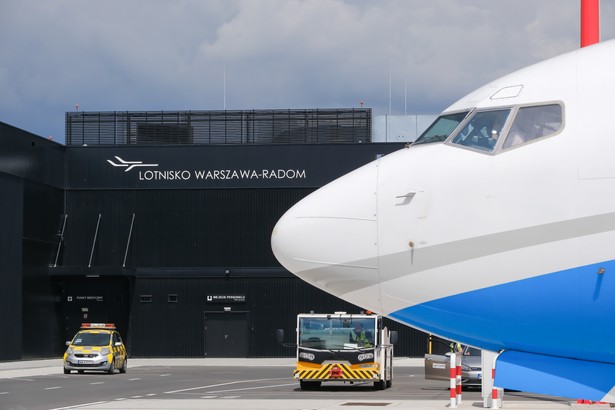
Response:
374,379,386,390
119,358,127,374
63,368,71,374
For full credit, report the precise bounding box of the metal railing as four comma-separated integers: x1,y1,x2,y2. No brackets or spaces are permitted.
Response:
65,108,371,146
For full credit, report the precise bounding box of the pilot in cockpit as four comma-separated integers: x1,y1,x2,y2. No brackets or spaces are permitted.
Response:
475,114,505,150
451,109,508,151
488,117,505,148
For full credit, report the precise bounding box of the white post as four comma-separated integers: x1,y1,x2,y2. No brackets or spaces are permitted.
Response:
449,352,457,408
491,353,502,409
456,353,462,404
481,349,498,407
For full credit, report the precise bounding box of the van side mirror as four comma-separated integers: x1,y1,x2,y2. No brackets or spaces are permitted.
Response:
275,329,285,344
390,331,398,345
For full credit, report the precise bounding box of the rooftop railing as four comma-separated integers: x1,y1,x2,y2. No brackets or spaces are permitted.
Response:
65,108,371,146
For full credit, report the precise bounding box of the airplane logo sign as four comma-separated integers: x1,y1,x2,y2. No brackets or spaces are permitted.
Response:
106,156,158,172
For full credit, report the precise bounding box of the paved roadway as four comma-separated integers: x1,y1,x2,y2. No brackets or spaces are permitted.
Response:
0,358,581,410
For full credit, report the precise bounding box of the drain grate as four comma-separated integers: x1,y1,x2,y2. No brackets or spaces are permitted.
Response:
340,403,392,407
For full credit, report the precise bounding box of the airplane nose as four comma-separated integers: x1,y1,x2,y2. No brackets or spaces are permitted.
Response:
271,161,380,300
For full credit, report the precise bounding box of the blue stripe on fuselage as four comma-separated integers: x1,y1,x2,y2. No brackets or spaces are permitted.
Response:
496,350,615,401
390,259,615,363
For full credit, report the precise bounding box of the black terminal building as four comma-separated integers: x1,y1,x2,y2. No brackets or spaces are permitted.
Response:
0,109,429,360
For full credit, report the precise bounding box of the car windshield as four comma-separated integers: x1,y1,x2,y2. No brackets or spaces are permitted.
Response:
72,332,111,347
413,111,470,145
298,317,376,350
464,346,481,356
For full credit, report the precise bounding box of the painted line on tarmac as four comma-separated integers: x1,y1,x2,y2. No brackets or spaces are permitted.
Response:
208,382,298,394
165,377,288,394
49,401,107,410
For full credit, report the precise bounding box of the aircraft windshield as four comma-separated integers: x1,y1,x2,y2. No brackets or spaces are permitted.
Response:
413,111,469,145
448,103,563,153
298,317,376,350
450,109,511,152
502,104,562,149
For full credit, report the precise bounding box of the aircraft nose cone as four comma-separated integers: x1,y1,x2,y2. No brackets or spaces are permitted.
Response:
271,161,380,300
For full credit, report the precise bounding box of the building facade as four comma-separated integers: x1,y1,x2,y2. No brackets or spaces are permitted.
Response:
1,109,430,360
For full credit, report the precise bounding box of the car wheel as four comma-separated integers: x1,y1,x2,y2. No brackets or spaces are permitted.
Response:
63,368,71,374
78,370,84,374
119,358,127,374
107,359,115,374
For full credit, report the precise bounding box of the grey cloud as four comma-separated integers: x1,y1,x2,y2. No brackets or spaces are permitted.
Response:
0,0,613,142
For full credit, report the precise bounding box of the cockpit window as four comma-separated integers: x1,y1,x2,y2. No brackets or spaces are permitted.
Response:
502,104,562,149
450,109,511,152
413,111,469,145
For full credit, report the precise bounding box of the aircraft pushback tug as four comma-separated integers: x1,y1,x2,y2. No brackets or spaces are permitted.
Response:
280,312,395,390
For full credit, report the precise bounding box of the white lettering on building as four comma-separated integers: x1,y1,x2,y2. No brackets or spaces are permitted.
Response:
139,170,192,181
136,169,307,182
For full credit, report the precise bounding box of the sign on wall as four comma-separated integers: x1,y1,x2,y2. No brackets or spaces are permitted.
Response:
66,144,404,190
206,295,246,304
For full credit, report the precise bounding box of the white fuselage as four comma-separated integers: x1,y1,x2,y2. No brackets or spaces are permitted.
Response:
272,39,615,365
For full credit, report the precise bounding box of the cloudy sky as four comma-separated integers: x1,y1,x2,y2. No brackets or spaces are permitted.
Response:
1,0,614,143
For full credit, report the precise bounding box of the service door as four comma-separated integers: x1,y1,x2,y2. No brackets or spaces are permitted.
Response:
204,311,249,357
